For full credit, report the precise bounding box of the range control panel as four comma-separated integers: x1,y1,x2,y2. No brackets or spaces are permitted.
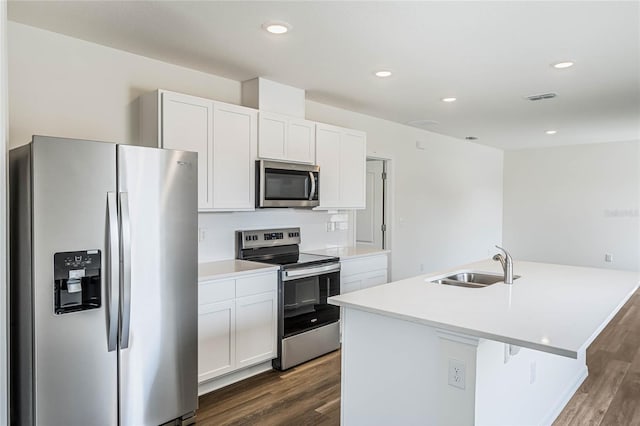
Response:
237,227,301,249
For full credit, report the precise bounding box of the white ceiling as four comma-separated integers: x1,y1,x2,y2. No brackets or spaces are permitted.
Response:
7,1,640,150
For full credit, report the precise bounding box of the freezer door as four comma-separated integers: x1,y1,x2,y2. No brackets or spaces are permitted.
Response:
30,137,118,425
117,145,198,425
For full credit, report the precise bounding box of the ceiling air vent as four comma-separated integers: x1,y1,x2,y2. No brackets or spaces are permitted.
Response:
525,92,557,101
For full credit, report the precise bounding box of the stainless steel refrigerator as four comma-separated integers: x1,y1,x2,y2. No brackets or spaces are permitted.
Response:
9,136,198,425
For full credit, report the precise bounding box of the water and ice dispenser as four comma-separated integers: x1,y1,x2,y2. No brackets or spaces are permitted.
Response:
54,250,102,315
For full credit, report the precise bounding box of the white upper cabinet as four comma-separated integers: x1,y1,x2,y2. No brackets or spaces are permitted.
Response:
212,103,257,210
141,90,257,211
258,112,315,164
315,123,367,209
160,91,213,209
287,117,316,163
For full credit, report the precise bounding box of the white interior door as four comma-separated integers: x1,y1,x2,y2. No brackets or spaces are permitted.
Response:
356,160,384,249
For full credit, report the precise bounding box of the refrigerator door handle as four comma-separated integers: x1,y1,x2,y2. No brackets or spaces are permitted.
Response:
107,192,120,352
119,192,132,349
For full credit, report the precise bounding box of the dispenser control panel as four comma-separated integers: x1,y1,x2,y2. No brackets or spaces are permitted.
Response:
54,250,102,315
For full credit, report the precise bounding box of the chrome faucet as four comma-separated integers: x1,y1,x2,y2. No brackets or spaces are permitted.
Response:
493,245,514,284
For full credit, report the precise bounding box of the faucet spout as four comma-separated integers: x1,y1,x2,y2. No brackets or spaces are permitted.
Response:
493,245,514,284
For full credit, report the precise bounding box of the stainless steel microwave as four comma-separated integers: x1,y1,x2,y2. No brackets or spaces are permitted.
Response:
256,160,319,208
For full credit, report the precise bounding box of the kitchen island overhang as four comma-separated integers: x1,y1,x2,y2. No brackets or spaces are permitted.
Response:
329,260,639,426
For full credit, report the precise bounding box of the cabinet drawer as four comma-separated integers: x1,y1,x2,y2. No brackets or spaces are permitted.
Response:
341,255,388,277
199,279,235,305
236,273,276,298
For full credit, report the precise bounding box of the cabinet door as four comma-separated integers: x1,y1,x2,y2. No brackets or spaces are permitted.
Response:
316,124,342,208
340,130,367,209
198,300,235,382
341,275,363,294
161,91,213,209
258,112,287,160
287,118,316,164
235,292,278,368
212,103,257,210
361,270,388,290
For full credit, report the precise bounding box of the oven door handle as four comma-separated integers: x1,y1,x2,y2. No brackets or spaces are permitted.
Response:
282,263,341,281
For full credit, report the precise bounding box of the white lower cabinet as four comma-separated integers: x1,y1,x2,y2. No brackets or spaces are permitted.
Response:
340,254,389,294
236,292,277,368
198,271,277,383
198,300,235,382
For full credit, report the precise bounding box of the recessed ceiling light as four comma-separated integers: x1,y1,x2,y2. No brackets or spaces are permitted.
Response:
262,22,291,34
552,61,574,69
465,136,478,140
441,97,457,103
374,70,392,78
545,130,557,135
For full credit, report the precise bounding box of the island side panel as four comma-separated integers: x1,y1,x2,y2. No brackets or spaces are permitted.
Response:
475,340,587,426
340,307,478,425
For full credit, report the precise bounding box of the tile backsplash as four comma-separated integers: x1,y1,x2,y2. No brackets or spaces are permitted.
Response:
198,209,354,262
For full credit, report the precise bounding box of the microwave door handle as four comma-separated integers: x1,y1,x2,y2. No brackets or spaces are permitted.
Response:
309,172,316,200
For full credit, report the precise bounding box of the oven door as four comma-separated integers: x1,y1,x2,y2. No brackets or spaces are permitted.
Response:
281,264,340,338
258,160,319,208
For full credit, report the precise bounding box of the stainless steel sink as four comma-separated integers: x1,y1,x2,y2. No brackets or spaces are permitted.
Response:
428,271,521,288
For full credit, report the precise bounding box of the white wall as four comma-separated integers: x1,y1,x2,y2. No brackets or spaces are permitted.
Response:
8,22,240,148
8,22,505,279
503,141,640,271
307,101,504,279
8,22,352,263
1,3,9,423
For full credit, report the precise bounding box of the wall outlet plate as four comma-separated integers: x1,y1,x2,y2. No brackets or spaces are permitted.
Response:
448,359,466,390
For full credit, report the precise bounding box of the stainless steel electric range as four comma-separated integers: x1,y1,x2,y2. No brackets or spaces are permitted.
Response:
236,227,340,370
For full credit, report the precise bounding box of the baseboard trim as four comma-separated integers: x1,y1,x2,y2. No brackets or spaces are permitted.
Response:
541,366,588,425
198,361,273,396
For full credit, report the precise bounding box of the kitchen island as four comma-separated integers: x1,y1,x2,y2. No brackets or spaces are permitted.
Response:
328,259,639,426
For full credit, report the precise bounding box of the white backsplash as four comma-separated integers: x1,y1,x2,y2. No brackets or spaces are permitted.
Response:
198,209,354,262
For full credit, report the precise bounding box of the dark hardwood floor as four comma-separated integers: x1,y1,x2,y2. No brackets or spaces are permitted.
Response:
197,290,640,425
197,350,341,425
554,290,640,426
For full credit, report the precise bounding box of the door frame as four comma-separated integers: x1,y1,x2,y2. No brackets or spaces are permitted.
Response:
354,155,393,279
1,4,9,423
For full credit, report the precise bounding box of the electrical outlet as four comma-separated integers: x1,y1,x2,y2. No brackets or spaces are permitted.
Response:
605,253,613,263
420,263,424,272
448,359,466,390
198,228,206,242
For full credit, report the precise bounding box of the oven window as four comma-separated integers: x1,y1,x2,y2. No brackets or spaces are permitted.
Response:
283,272,340,338
265,169,310,200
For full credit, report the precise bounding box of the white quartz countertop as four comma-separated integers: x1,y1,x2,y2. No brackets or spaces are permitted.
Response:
198,259,279,281
304,245,390,260
329,259,639,358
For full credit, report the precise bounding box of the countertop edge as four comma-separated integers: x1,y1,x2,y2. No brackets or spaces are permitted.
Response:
579,281,639,352
329,298,579,359
340,249,391,261
198,260,280,282
304,246,390,260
